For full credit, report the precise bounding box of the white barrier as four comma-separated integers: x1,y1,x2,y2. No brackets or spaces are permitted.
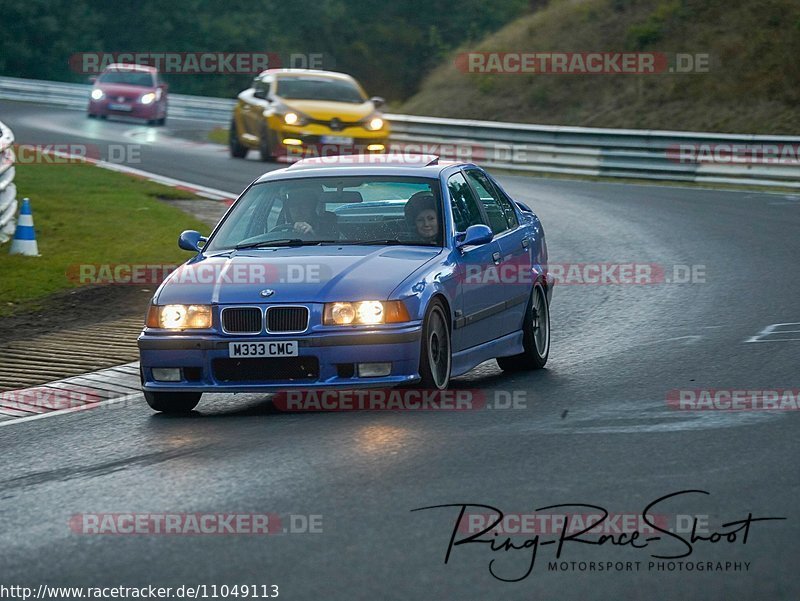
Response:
0,120,17,244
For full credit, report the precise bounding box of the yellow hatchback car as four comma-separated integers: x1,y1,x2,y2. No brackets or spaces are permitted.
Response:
229,69,389,161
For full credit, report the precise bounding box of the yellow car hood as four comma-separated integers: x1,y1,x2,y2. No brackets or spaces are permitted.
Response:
280,99,375,121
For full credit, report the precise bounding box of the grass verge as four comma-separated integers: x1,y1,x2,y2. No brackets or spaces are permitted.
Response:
208,126,228,145
0,157,208,316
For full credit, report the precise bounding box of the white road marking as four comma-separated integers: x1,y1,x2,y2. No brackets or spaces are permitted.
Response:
637,335,703,347
745,322,800,343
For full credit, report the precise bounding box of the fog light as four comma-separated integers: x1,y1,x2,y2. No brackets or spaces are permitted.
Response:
357,362,391,377
152,368,181,382
282,138,303,146
367,144,385,152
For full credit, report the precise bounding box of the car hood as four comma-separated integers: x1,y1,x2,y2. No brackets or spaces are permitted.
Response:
155,245,441,305
96,83,155,97
279,99,374,121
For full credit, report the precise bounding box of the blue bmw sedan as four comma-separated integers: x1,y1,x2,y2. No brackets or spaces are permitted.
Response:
138,155,553,412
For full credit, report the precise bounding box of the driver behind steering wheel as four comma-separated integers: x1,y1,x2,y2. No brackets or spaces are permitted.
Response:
282,184,338,239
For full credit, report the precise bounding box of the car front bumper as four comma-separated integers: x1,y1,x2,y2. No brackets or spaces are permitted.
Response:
138,325,422,393
88,99,163,119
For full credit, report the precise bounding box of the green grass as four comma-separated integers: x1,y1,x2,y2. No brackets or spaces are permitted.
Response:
208,126,228,145
0,158,208,315
402,0,800,134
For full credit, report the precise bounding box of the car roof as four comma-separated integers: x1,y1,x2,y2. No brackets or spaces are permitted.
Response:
103,63,157,73
257,69,356,82
255,155,467,182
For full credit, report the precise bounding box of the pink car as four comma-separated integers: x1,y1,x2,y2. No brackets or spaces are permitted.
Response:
87,63,168,126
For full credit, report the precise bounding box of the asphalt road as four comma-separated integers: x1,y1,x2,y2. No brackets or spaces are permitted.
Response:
1,101,799,600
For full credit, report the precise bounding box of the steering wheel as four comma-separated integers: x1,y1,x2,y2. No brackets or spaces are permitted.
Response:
269,223,299,234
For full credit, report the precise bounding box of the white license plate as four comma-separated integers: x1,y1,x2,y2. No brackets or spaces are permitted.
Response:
108,103,132,112
320,135,354,145
228,341,298,358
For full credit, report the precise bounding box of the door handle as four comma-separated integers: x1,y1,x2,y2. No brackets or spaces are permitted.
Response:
522,238,530,248
492,251,502,264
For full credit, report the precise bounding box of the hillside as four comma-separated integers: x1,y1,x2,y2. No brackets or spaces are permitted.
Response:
401,0,800,134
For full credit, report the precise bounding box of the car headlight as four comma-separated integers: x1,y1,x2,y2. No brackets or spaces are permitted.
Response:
323,301,410,325
281,111,309,126
367,117,384,131
146,304,212,329
140,92,157,105
90,88,104,100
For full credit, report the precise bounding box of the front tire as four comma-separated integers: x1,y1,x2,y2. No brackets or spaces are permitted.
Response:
144,391,201,413
418,300,451,389
259,125,276,162
497,283,550,371
229,119,248,158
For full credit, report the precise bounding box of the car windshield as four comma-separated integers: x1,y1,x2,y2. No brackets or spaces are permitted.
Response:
206,176,444,251
275,77,365,103
98,70,155,87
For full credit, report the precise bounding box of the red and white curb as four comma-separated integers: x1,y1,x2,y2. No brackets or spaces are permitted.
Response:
48,148,239,204
93,161,238,204
0,362,143,427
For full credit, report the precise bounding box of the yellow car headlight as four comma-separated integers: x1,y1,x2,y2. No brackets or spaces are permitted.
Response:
367,117,384,131
146,304,212,329
323,301,410,325
284,112,299,125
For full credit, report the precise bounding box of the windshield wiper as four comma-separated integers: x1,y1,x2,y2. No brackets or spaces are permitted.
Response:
337,239,435,246
234,238,338,250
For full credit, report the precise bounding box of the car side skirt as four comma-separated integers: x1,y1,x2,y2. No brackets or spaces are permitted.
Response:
451,330,525,377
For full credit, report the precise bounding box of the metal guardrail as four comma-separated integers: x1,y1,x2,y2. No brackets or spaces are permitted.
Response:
0,76,234,122
0,120,18,244
1,75,798,189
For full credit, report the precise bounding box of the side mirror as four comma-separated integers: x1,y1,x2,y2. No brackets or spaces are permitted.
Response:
89,76,97,84
253,89,267,100
159,82,169,92
370,96,385,109
456,224,493,250
178,230,207,252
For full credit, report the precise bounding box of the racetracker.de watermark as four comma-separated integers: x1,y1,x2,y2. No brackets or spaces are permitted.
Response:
458,511,677,535
70,52,330,74
67,262,331,286
0,387,118,413
667,143,800,164
68,513,323,535
462,263,706,286
667,389,800,411
455,52,710,74
11,143,141,165
272,389,530,411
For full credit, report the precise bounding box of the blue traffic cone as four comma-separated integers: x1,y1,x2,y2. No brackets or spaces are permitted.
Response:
9,198,39,256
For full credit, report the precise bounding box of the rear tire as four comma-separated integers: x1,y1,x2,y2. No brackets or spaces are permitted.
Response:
497,283,550,371
418,300,451,389
229,119,248,158
144,391,201,413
